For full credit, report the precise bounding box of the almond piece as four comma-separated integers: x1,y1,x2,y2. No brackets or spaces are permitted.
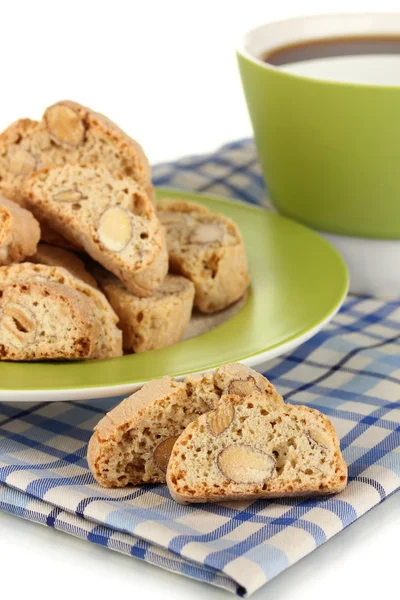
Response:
189,223,224,244
0,302,36,346
217,445,275,484
154,436,179,472
207,403,234,436
35,130,52,151
97,206,133,252
45,105,85,147
8,149,36,175
53,189,83,203
307,429,331,450
227,376,263,396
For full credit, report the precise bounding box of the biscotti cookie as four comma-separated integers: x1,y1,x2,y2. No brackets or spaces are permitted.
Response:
185,362,284,409
95,268,194,352
88,363,283,487
32,243,98,288
22,164,168,296
0,263,122,358
0,281,99,361
39,221,81,251
0,100,152,206
0,196,40,265
157,199,250,312
167,394,347,504
88,377,212,487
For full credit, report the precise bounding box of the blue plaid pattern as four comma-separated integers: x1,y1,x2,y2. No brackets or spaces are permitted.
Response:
0,140,399,597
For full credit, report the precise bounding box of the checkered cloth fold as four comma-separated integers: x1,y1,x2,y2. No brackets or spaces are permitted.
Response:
1,140,399,597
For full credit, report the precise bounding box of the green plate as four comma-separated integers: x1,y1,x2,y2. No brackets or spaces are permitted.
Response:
0,188,348,401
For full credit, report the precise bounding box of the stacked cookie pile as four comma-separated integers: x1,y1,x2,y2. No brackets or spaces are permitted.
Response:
88,363,347,503
0,101,250,360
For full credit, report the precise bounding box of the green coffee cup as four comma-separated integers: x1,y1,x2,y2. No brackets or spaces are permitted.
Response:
237,14,400,239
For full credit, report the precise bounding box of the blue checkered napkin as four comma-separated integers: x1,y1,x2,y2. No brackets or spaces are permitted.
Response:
0,141,400,597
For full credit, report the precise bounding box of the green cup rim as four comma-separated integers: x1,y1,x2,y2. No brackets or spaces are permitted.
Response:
237,12,400,92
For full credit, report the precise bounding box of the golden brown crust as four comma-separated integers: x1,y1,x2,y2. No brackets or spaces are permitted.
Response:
0,118,38,145
0,119,42,205
0,196,40,265
88,377,205,487
44,100,152,187
95,269,195,352
87,432,102,478
39,220,82,251
157,198,210,216
94,377,180,441
32,243,98,288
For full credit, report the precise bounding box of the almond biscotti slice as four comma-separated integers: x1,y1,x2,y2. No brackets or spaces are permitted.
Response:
0,281,99,360
95,268,194,353
0,263,122,358
22,164,168,296
87,363,282,488
32,243,98,288
0,100,152,206
167,394,347,504
0,196,40,265
88,377,213,487
157,199,250,312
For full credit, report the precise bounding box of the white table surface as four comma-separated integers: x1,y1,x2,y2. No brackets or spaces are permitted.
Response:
1,1,400,598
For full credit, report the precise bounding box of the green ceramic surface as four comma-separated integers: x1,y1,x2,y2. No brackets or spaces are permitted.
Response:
237,50,400,240
0,188,348,393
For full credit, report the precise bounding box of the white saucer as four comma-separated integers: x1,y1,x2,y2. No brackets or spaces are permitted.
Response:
321,232,400,298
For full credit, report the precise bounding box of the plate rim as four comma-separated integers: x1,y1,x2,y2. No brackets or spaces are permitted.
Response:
1,300,345,401
0,187,349,401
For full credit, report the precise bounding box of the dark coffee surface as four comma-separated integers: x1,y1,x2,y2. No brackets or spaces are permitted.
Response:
262,35,400,66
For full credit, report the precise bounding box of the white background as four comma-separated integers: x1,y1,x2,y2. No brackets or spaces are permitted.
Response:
0,1,399,599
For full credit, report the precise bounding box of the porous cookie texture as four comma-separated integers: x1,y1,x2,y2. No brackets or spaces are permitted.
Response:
87,377,212,487
87,363,284,488
95,268,195,353
32,243,98,288
0,263,122,358
186,362,284,410
167,394,347,504
157,199,250,313
0,281,99,361
0,196,40,265
22,164,168,296
0,100,152,206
